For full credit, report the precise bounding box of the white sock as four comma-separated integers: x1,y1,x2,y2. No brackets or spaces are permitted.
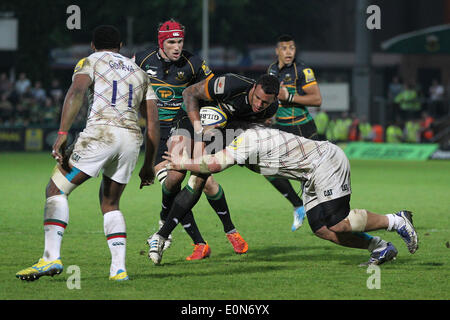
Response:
43,195,69,261
103,210,127,276
386,214,404,231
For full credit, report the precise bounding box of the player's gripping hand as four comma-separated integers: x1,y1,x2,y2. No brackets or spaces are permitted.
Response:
278,81,290,101
52,133,68,166
139,165,155,189
163,147,189,171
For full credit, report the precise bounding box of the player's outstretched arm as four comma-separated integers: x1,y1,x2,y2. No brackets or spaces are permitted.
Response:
163,149,235,174
139,98,160,188
183,79,209,134
52,74,91,164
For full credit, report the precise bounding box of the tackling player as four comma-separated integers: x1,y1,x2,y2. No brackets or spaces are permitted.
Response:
16,25,159,281
134,19,247,260
267,34,323,232
143,73,280,264
164,122,419,266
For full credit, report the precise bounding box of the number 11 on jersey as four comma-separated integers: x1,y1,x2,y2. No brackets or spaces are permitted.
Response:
111,81,133,108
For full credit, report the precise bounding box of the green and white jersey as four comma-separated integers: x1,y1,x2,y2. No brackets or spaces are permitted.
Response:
267,59,317,126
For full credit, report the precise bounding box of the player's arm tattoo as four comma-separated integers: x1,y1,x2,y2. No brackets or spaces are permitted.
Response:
183,79,209,133
183,80,209,113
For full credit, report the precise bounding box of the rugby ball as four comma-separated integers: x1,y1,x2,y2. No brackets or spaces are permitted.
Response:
199,106,228,128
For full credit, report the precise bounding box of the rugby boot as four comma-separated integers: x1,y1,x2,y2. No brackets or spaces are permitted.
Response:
395,210,418,254
16,258,63,281
226,232,248,254
186,243,211,261
109,269,129,281
292,206,306,231
148,233,166,265
359,242,398,266
158,220,173,251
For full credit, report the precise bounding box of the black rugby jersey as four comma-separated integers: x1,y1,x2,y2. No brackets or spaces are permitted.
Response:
203,73,278,123
267,59,317,126
134,46,213,123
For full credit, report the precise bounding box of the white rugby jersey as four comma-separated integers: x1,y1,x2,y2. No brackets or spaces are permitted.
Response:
225,125,331,180
73,51,156,131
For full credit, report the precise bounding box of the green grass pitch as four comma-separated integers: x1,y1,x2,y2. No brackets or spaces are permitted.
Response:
1,153,449,300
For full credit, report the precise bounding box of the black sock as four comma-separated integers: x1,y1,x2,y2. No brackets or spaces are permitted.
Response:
160,182,180,221
266,177,303,207
180,210,206,244
206,184,235,233
158,186,203,239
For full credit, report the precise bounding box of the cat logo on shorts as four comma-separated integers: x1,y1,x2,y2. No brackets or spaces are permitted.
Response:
156,87,175,102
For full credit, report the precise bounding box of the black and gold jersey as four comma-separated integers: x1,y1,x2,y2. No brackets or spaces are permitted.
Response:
267,59,317,126
203,73,278,123
134,46,213,123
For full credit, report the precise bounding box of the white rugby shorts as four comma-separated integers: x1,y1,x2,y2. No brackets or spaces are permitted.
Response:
302,144,352,212
69,125,143,184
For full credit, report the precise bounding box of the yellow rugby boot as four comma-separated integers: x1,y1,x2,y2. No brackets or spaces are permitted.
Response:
109,269,129,281
16,258,63,281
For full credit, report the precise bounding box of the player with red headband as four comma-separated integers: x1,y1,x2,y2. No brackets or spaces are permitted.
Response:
134,19,248,261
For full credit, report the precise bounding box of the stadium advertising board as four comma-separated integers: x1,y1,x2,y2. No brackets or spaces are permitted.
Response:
0,128,23,151
344,142,439,160
319,83,350,111
25,129,43,151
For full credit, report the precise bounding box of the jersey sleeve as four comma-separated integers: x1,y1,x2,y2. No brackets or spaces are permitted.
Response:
145,80,157,100
72,57,94,81
192,55,213,83
298,64,317,89
225,129,258,165
132,50,147,69
205,74,251,102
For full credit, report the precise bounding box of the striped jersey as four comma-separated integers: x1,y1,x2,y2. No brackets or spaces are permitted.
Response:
73,51,156,132
267,59,317,126
133,46,213,124
225,125,330,180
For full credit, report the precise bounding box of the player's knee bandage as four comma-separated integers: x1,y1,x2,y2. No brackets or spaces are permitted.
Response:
345,209,368,232
156,168,168,185
187,175,200,189
51,166,77,195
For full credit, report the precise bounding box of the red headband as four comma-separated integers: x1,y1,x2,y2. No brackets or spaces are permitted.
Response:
158,21,185,48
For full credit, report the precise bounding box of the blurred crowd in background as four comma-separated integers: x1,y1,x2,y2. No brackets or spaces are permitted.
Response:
0,72,87,129
313,109,435,144
0,71,447,144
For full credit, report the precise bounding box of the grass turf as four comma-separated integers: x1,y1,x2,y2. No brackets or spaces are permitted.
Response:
1,153,449,300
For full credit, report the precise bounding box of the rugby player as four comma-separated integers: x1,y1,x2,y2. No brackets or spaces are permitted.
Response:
143,73,280,264
164,122,419,266
266,34,323,232
135,19,247,260
16,25,159,281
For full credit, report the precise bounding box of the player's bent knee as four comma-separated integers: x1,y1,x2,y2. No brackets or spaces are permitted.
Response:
50,166,79,196
203,175,219,194
187,174,207,192
164,170,185,191
314,226,334,241
345,209,368,232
